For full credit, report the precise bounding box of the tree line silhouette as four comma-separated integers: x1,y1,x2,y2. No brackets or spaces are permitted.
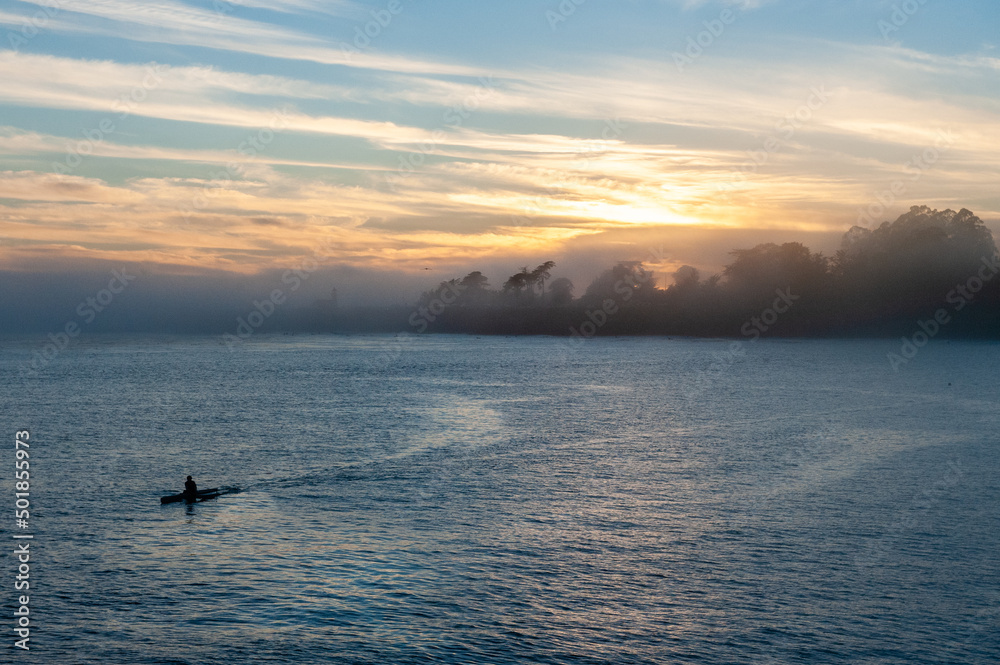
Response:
410,207,1000,337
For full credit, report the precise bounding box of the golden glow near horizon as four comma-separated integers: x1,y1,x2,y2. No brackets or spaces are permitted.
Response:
1,2,998,276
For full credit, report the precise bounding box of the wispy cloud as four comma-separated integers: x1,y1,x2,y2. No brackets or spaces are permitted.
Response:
222,0,359,17
2,1,997,278
11,0,484,76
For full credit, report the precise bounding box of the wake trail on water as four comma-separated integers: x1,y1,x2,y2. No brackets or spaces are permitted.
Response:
246,433,505,494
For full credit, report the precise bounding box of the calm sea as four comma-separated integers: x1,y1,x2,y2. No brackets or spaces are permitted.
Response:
1,335,998,664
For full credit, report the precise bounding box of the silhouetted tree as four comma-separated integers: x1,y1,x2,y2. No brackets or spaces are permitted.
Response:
502,267,531,302
672,265,700,290
529,261,556,295
724,242,828,294
460,271,489,290
546,277,574,305
834,207,994,281
583,261,658,304
406,206,1000,337
831,206,997,321
458,271,491,305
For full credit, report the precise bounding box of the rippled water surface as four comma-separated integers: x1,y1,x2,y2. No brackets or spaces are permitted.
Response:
2,335,999,664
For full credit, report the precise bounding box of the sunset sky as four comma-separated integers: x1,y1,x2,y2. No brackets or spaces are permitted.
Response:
1,0,999,289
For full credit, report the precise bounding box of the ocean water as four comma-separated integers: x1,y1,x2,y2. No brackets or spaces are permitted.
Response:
1,334,998,664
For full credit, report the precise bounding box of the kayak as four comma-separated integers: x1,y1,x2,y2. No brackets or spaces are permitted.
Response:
160,488,221,504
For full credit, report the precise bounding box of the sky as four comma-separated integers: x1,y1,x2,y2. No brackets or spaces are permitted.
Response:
1,0,999,303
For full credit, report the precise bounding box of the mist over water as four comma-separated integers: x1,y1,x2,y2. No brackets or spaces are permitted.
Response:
2,335,998,664
5,206,997,343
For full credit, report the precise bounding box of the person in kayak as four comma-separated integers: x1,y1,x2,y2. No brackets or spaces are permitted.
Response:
184,475,197,501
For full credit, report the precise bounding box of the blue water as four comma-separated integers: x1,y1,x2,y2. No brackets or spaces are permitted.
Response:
2,335,998,664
